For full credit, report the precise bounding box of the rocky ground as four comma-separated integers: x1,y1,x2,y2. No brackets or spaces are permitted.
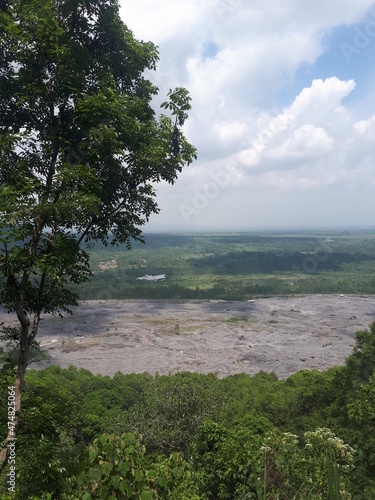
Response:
2,294,375,379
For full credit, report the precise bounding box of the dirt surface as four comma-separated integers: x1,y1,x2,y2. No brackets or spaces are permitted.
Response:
2,295,375,379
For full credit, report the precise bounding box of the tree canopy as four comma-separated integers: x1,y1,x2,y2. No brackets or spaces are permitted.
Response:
0,0,196,336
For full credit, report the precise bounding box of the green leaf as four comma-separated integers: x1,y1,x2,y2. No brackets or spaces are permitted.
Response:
111,474,122,488
99,486,109,500
99,435,109,445
135,470,143,482
141,491,153,500
88,467,102,482
89,450,98,462
118,461,131,474
146,469,157,479
120,481,132,494
126,445,135,454
78,471,87,486
101,461,113,477
102,442,114,455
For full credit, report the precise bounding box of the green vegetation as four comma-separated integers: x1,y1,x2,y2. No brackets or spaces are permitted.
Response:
73,230,375,299
226,316,249,323
1,324,375,498
1,0,374,496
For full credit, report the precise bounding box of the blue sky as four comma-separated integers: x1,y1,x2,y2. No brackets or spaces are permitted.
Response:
120,0,375,231
287,13,375,108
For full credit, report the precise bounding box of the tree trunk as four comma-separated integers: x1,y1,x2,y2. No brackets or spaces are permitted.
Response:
0,310,29,467
0,229,49,468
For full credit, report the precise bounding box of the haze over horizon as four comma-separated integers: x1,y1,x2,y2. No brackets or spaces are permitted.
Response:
120,1,375,231
141,224,375,234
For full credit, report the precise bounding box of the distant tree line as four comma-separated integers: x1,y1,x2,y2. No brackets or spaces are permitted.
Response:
189,250,368,275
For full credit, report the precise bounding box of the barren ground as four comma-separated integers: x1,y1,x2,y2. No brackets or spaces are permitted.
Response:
3,295,375,379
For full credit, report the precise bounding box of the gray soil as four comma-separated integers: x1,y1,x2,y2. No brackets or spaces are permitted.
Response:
2,295,375,379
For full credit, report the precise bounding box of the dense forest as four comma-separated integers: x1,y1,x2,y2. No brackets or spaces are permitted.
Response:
1,322,375,498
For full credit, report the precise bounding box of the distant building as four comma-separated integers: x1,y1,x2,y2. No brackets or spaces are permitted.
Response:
98,259,118,271
137,274,166,282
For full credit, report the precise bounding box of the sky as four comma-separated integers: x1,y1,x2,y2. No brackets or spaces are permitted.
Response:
119,0,375,232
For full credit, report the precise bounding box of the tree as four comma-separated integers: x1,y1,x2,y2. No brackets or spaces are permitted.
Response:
0,0,196,465
344,322,375,389
123,373,225,457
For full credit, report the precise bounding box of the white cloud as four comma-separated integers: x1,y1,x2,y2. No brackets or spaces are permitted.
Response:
238,77,353,169
119,0,375,229
354,115,375,139
267,125,334,161
121,0,375,42
120,0,204,43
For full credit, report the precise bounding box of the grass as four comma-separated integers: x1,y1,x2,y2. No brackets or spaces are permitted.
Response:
226,317,249,323
61,338,102,353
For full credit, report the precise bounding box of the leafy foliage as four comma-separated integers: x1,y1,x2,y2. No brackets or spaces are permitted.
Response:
191,422,355,499
1,323,375,497
344,321,375,389
0,0,197,318
74,432,200,499
124,373,225,457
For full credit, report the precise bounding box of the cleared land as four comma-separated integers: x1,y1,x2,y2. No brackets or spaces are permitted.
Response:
3,294,374,379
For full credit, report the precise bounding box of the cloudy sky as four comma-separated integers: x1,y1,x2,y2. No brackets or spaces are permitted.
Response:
120,0,375,231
